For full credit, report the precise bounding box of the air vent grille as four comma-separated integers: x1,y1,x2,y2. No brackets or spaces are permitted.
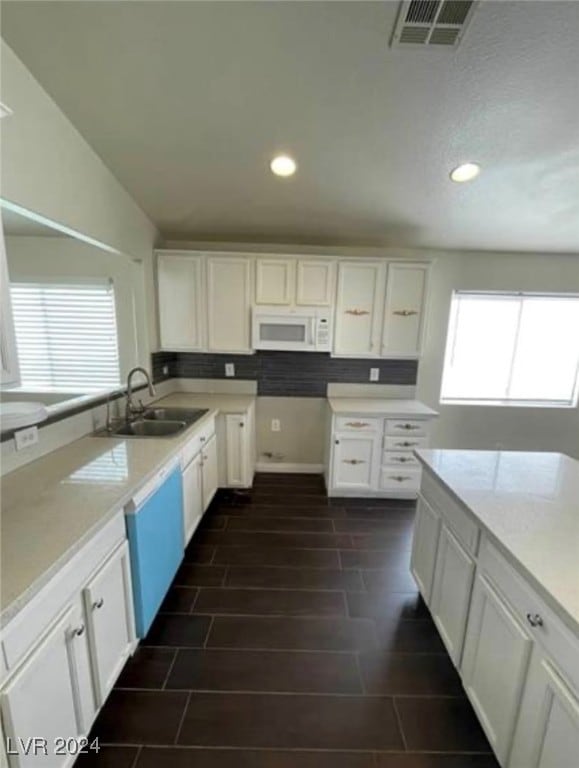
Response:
392,0,477,49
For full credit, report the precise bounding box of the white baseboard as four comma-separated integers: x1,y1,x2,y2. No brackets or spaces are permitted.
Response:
256,462,324,474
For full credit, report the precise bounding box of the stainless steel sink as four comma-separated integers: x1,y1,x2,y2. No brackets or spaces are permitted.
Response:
111,419,187,437
143,407,208,424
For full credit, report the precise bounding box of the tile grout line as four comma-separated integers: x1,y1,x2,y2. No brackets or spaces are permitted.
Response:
161,649,179,690
173,691,192,745
129,745,142,768
203,616,215,649
392,697,409,752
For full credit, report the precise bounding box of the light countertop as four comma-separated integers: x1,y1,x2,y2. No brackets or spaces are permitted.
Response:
415,449,579,635
329,397,438,418
1,393,255,624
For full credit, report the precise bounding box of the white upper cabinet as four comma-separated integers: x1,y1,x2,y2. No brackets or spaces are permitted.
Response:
1,221,20,386
206,256,253,353
334,261,385,357
157,252,205,351
255,257,336,307
296,259,336,306
255,258,294,305
382,262,429,357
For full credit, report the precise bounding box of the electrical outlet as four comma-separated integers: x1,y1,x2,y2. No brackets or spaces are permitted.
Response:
271,419,281,432
14,426,39,451
370,367,380,382
162,365,169,375
225,363,235,377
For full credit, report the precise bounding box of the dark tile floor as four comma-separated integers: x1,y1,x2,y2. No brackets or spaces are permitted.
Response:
82,473,499,768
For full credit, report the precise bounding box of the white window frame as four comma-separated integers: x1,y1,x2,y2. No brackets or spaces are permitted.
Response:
440,290,579,409
10,277,122,393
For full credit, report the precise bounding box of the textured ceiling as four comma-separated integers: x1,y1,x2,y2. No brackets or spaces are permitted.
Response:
2,1,579,252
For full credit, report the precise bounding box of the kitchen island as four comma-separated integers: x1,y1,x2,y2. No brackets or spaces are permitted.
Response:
411,449,579,768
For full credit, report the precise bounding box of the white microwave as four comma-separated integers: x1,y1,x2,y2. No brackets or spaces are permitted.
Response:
252,308,331,352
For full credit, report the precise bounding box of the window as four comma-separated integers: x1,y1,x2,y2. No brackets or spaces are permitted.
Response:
440,291,579,407
11,280,121,392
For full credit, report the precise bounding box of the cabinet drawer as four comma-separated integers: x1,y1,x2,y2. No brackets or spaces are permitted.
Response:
479,537,579,694
335,416,381,432
382,450,420,467
380,466,421,493
384,435,428,451
384,418,429,437
181,416,216,467
421,470,479,555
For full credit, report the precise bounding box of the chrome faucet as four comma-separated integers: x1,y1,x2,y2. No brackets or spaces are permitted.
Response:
125,367,156,422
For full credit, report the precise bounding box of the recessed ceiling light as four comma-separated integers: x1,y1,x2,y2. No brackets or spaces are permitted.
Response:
270,155,297,177
450,163,480,183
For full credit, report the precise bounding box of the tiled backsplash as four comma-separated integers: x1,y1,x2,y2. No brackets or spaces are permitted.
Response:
152,351,417,397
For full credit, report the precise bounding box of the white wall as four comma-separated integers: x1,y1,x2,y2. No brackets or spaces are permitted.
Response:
5,236,149,379
162,240,579,460
0,41,159,354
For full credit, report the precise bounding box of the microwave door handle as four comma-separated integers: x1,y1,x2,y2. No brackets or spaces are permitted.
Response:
310,318,316,346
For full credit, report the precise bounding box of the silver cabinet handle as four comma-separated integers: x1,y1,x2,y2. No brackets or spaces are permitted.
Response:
71,624,85,638
343,459,365,465
397,423,421,431
240,422,245,428
200,436,206,442
397,441,418,447
391,475,412,482
393,309,418,317
93,598,105,610
345,308,370,316
526,613,544,628
345,421,370,428
393,457,413,463
335,439,340,445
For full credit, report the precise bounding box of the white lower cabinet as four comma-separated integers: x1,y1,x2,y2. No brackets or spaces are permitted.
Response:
83,543,135,704
410,496,441,602
461,573,533,765
509,649,579,768
1,604,94,768
331,432,380,492
429,524,475,665
202,434,219,510
225,414,249,486
182,452,203,544
0,515,135,768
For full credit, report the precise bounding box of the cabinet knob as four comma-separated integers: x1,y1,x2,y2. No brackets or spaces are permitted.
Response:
200,436,206,442
334,439,340,445
72,624,85,637
240,422,244,428
526,613,544,628
93,598,105,610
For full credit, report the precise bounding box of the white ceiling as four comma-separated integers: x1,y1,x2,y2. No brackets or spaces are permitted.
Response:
2,1,579,253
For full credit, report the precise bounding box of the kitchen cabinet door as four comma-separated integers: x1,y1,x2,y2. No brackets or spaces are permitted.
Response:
83,542,135,703
509,648,579,768
157,252,205,351
1,603,94,768
334,262,385,356
461,573,533,765
202,434,219,510
381,262,429,357
1,220,20,385
183,452,203,544
225,413,249,487
207,256,252,352
410,496,441,603
296,259,336,306
430,524,475,666
255,258,294,305
331,432,380,492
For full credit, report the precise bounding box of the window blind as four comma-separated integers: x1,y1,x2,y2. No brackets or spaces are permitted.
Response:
10,281,121,392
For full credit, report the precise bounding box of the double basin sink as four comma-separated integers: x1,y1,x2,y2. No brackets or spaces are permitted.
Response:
101,407,208,438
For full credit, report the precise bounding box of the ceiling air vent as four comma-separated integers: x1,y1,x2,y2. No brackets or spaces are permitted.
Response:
391,1,478,49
